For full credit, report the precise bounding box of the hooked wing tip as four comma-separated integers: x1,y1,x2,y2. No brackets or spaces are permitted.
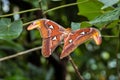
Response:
27,19,43,31
27,23,40,30
94,36,102,45
92,28,102,45
27,24,33,30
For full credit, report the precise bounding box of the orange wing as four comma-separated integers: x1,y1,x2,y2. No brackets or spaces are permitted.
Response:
60,28,102,59
27,19,66,57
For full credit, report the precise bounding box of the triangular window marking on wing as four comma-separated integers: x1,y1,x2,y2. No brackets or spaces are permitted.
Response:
69,39,73,43
49,25,54,29
52,36,57,41
80,31,86,35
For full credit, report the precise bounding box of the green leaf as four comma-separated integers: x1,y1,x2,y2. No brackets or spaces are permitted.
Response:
89,7,120,27
99,0,119,9
107,20,119,28
77,0,103,20
0,18,23,40
80,21,92,28
71,21,92,29
71,22,80,30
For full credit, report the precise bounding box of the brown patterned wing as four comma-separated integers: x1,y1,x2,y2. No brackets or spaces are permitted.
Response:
27,19,66,38
60,28,102,59
27,19,66,57
42,35,65,57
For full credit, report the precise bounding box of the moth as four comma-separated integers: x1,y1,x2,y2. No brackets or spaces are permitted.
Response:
27,19,102,59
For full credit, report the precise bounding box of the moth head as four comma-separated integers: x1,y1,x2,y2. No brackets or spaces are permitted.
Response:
92,28,102,45
27,20,42,30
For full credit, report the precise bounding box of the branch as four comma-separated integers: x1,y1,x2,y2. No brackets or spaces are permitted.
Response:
68,56,84,80
0,8,40,18
23,20,35,26
43,0,88,14
102,35,118,38
0,46,42,62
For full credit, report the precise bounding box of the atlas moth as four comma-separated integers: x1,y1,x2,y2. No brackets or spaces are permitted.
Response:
27,19,102,59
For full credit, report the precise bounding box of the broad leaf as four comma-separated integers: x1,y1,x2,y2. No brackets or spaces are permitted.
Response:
89,7,120,27
77,0,103,20
71,22,92,29
99,0,119,9
0,18,23,40
71,22,80,30
80,21,92,28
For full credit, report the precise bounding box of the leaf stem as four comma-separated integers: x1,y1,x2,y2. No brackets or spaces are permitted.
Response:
0,8,40,18
43,0,89,14
38,0,46,18
0,46,42,62
68,56,84,80
23,20,35,26
102,35,118,38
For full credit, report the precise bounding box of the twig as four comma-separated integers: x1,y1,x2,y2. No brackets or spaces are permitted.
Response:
43,0,88,14
68,56,84,80
0,46,42,62
38,0,46,18
0,8,40,18
23,20,35,26
102,35,118,38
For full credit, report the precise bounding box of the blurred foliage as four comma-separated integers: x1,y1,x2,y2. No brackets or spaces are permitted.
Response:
0,18,23,40
0,0,120,80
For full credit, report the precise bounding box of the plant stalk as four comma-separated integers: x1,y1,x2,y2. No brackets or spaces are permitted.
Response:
68,56,84,80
